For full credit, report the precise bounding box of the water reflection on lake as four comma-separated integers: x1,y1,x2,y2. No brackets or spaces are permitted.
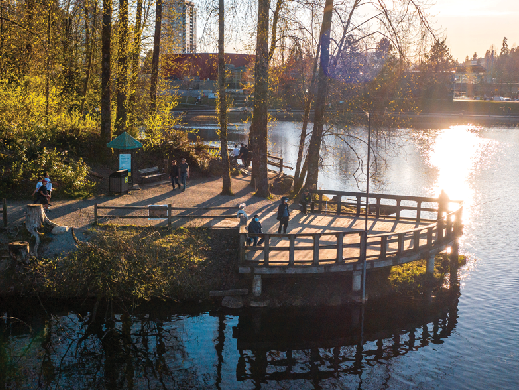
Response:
2,123,519,388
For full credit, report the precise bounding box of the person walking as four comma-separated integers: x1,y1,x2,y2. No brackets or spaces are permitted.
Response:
169,160,180,190
247,215,265,246
179,158,189,191
277,197,290,234
37,178,51,210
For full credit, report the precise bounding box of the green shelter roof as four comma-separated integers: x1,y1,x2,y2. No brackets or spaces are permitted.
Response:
106,132,143,150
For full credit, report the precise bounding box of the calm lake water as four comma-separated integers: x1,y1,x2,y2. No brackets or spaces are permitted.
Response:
2,123,519,389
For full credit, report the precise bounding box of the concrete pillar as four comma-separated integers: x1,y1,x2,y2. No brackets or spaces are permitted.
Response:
352,271,362,292
426,254,435,275
253,275,262,297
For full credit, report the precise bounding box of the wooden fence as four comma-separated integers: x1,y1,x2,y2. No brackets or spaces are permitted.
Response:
94,204,237,228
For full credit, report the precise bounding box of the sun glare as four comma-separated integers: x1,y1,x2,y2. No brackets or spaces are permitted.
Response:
426,126,495,217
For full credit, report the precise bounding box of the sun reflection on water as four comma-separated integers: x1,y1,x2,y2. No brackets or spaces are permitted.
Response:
424,125,497,223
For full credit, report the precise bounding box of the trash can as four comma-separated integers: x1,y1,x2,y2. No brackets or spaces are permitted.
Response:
109,169,129,194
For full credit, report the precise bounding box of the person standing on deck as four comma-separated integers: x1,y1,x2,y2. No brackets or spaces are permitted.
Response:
277,197,290,234
179,158,189,191
247,214,265,246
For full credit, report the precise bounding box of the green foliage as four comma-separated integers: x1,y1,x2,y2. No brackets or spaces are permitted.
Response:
0,78,95,198
22,226,239,301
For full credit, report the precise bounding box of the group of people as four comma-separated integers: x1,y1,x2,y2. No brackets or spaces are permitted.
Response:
33,172,53,210
241,197,291,246
169,158,190,192
232,143,250,167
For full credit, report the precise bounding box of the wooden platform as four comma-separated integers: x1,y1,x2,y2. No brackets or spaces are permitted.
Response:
239,190,463,275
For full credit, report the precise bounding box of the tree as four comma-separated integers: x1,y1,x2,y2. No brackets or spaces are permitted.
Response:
250,0,270,197
219,0,232,195
101,0,112,144
150,0,163,112
116,0,129,134
500,37,509,57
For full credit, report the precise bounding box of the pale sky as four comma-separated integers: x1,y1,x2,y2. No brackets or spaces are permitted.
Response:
431,0,519,61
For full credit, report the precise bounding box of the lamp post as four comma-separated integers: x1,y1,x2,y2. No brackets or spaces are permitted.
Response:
361,111,372,303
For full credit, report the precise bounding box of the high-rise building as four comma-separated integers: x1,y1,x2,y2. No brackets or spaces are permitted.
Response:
162,0,197,54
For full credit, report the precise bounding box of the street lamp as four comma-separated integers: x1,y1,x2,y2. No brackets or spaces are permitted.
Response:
361,111,372,303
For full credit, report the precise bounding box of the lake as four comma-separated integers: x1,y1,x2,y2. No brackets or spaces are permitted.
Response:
1,122,518,389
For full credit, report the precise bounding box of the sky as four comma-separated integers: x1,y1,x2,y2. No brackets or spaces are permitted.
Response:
431,0,519,61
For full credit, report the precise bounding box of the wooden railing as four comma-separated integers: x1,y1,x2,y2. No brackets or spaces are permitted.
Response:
267,154,293,174
239,196,463,270
305,190,462,223
94,204,237,228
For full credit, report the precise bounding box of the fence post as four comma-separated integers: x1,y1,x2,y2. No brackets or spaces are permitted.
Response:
356,196,362,217
396,199,401,220
336,232,344,263
416,201,422,223
397,233,404,254
318,194,323,212
280,158,283,175
94,203,98,225
337,195,342,215
239,232,246,262
312,234,320,265
414,230,421,251
289,235,295,266
263,235,270,265
380,236,387,259
375,197,380,219
167,204,172,229
3,198,7,228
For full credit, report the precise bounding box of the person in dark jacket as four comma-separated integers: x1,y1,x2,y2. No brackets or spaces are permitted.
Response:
169,160,180,189
277,197,290,234
247,215,265,246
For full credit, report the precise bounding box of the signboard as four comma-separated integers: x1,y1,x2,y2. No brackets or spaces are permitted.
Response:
119,153,131,172
148,205,168,220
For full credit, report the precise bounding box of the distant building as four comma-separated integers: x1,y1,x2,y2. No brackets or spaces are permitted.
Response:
163,53,255,95
162,0,197,54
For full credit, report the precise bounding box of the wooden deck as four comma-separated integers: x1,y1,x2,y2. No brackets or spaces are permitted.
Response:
239,191,463,275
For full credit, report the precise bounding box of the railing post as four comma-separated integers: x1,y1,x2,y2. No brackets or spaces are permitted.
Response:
337,195,342,215
289,235,295,265
380,236,387,259
414,230,421,251
318,194,323,212
416,201,422,223
375,197,380,219
280,158,283,175
427,226,433,246
94,203,98,225
168,204,172,229
263,234,270,265
3,198,7,228
359,231,367,262
396,199,401,220
313,234,320,265
239,232,246,262
356,196,362,217
397,233,404,254
336,232,344,263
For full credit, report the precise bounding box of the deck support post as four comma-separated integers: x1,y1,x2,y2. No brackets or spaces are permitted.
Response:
253,275,262,296
426,254,435,275
352,271,362,292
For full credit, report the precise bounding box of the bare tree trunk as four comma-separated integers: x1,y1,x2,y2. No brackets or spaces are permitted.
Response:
26,205,45,256
293,43,320,189
80,1,95,115
305,0,333,189
129,0,143,112
251,0,269,197
116,0,129,133
101,0,112,144
149,0,162,113
218,0,232,195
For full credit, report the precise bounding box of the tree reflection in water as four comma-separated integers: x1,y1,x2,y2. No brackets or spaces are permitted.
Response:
0,252,460,389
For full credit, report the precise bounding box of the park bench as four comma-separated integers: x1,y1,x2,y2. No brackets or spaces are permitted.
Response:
138,166,167,184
